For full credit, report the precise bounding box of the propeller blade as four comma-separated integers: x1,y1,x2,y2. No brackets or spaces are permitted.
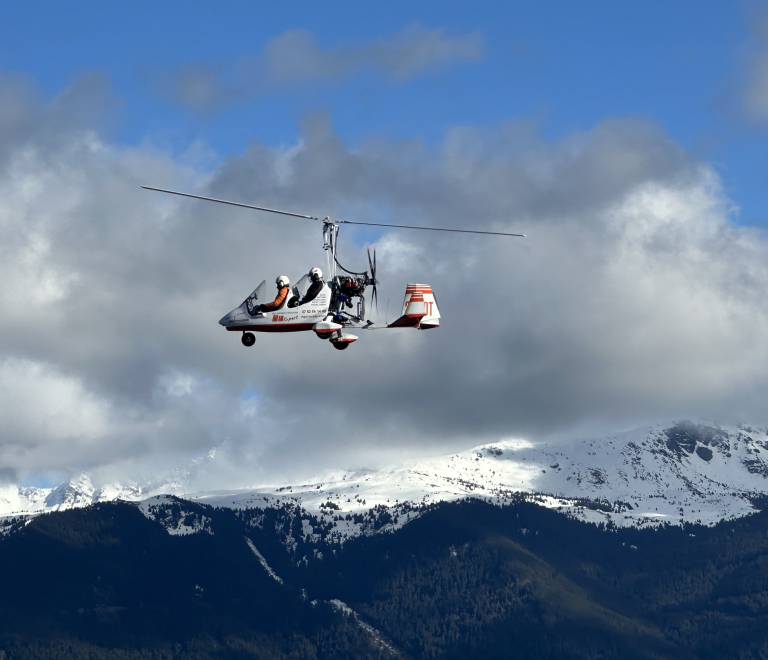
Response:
372,247,378,311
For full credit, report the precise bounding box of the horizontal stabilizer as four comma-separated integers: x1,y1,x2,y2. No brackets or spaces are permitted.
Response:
387,315,421,328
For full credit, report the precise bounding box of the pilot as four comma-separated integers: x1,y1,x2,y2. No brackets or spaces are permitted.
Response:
298,267,324,305
259,275,290,313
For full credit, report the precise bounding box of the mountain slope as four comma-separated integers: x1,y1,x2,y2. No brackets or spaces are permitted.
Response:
9,496,768,658
0,501,390,660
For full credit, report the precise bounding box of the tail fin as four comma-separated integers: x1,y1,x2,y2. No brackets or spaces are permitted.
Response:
387,284,440,329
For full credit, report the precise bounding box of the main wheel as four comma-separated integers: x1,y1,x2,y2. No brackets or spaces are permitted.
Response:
241,332,256,347
316,331,333,340
332,341,349,351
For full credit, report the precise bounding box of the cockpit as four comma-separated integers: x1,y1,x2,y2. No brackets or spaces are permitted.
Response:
240,274,328,317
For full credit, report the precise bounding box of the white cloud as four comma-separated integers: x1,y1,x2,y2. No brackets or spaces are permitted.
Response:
157,371,198,397
0,358,112,462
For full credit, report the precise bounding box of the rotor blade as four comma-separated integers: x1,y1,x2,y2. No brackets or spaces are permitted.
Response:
367,245,373,274
339,219,525,237
142,185,525,235
141,186,320,221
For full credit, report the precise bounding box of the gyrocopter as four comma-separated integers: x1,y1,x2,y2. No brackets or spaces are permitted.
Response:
142,186,525,350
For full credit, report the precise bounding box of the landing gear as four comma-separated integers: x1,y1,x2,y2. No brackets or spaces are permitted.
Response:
330,330,357,350
241,332,255,347
316,332,333,340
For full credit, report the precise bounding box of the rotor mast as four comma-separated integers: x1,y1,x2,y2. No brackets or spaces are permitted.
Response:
322,219,340,281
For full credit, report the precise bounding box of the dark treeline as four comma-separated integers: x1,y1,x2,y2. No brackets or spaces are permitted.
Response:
5,497,768,658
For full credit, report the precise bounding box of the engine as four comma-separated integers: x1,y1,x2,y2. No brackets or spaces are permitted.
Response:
329,275,369,317
335,275,368,298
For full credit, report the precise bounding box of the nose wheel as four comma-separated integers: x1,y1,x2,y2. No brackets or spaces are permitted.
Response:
241,332,255,347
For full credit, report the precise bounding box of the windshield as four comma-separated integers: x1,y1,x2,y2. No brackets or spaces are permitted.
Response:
244,280,267,317
247,280,266,302
293,275,311,299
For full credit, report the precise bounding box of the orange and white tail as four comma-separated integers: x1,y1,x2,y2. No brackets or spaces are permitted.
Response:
388,284,440,329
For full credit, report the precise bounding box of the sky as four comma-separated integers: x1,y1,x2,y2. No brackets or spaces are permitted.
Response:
3,1,768,489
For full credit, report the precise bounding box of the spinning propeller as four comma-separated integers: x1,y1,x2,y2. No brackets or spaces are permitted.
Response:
367,245,378,311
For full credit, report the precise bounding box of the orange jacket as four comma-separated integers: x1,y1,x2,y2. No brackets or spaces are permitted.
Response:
263,286,289,311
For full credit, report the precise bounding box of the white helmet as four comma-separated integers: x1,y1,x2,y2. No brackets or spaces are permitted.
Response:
309,267,323,281
276,275,290,287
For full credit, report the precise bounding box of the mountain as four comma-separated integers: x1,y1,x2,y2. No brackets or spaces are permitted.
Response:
4,421,768,534
0,500,387,660
6,493,768,658
6,421,768,658
0,447,219,519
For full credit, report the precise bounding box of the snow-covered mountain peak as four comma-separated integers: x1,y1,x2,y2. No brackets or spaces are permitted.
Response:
189,422,768,532
44,473,95,510
5,422,768,536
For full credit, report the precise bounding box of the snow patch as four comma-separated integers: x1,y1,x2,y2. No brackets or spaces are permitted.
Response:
329,599,400,656
245,537,283,584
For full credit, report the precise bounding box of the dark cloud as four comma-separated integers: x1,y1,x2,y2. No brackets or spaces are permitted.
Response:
263,24,484,81
2,74,768,486
0,468,17,486
741,6,768,122
156,24,484,114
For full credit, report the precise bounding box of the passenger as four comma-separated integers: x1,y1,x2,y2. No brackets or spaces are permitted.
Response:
259,275,290,312
298,267,324,305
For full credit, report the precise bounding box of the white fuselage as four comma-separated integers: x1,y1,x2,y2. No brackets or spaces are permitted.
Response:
219,283,332,333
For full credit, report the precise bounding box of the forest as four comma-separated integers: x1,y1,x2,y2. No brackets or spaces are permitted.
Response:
4,496,768,658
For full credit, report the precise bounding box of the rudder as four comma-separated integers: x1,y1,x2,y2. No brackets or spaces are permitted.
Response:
388,284,440,329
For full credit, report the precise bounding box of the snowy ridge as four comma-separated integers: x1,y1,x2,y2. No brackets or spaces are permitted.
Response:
0,448,220,518
4,423,768,534
0,475,182,518
191,422,768,531
139,496,213,536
